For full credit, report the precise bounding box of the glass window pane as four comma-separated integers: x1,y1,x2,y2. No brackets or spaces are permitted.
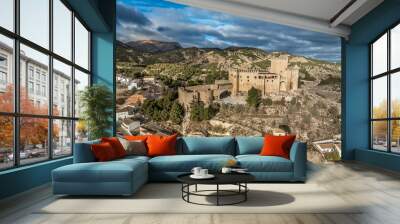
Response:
20,117,49,165
75,120,88,143
53,59,72,117
53,0,72,60
75,18,89,70
74,69,89,118
372,76,387,119
372,121,388,151
0,0,14,31
391,72,400,118
0,35,14,112
0,116,14,170
391,120,400,153
372,33,387,76
20,0,49,49
20,44,49,115
391,24,400,70
53,119,72,157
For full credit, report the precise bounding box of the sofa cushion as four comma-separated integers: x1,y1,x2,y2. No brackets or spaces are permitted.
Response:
260,135,296,159
91,142,118,162
115,155,150,163
147,134,178,157
149,154,235,172
124,135,149,141
177,137,235,155
236,155,293,172
53,158,147,183
119,138,147,156
235,136,264,155
101,137,127,158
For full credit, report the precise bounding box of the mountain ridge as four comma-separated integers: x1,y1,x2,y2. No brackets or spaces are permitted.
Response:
125,40,182,53
117,40,339,69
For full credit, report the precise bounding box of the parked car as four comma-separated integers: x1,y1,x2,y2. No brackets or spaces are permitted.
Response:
8,150,32,160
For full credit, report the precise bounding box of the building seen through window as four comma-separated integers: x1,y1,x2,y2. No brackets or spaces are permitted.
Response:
0,0,91,170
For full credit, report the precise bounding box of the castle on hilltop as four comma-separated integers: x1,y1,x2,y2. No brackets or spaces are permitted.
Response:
229,55,299,96
178,55,300,109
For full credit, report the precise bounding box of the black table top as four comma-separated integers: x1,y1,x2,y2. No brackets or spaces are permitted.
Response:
177,172,255,185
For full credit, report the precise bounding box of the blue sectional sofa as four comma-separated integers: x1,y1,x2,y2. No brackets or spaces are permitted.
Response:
52,137,307,196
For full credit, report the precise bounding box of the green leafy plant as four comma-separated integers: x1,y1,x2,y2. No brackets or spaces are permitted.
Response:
169,102,184,124
80,84,113,140
190,102,219,121
140,91,184,123
246,87,261,108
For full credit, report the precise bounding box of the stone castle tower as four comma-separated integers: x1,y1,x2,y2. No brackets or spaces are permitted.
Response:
229,55,299,96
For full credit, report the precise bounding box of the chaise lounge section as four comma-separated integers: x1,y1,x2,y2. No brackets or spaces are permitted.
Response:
52,141,149,196
52,136,307,196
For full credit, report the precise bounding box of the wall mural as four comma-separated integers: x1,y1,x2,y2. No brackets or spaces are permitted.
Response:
116,0,342,162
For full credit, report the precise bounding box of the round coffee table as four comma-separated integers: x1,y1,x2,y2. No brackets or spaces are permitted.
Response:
177,173,255,206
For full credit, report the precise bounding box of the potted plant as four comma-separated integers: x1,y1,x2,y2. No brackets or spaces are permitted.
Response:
79,84,113,140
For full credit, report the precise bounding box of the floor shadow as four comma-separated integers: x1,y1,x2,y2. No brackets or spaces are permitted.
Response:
203,190,295,207
56,195,135,200
54,184,298,204
56,183,182,200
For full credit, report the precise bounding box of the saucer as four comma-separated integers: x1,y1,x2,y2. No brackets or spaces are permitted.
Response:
190,174,215,179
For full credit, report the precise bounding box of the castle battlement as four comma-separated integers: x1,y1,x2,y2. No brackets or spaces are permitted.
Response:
178,80,233,109
234,69,269,73
229,56,299,96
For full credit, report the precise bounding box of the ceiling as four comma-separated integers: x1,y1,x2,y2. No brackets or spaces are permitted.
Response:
169,0,384,38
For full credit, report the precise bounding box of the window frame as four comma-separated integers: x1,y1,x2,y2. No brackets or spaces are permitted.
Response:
0,0,92,171
370,21,400,154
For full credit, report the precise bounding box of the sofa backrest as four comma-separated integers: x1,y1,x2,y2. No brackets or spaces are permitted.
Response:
235,136,264,155
74,136,299,159
177,137,236,155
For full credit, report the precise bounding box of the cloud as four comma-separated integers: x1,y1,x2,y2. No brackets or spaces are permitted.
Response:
117,2,152,27
116,2,158,42
116,0,341,62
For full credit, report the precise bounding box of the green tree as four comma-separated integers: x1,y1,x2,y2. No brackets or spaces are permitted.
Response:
80,84,113,140
279,124,291,134
190,102,219,121
153,109,162,121
190,102,205,121
246,87,261,108
141,90,179,122
169,102,184,124
141,99,156,118
160,109,170,121
204,104,219,120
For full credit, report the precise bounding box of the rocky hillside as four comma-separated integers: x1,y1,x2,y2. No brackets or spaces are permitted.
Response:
116,40,342,162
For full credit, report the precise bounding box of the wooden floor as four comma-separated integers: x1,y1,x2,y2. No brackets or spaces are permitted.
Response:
1,161,400,224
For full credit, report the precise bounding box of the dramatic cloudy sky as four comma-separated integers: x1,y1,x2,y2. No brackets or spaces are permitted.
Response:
117,0,341,62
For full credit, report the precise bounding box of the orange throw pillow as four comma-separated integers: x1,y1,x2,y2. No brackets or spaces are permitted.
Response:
146,134,178,157
101,137,126,158
91,142,117,162
260,135,296,159
124,135,149,141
